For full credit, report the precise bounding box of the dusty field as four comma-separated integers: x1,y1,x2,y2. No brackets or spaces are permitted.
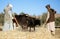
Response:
0,26,59,39
55,28,60,39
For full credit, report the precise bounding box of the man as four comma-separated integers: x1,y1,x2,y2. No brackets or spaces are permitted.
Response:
45,4,56,35
3,4,14,31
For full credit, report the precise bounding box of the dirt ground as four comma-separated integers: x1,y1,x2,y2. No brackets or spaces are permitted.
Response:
55,28,60,39
0,26,60,39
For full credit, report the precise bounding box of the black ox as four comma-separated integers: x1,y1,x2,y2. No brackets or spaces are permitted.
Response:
13,14,41,31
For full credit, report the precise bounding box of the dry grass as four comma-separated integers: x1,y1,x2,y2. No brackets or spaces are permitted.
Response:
0,27,59,39
55,28,60,39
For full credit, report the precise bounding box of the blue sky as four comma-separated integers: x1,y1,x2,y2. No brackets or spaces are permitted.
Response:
0,0,60,15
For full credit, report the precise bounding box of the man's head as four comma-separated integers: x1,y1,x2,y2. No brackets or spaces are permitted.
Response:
7,4,13,10
46,4,50,9
7,4,13,8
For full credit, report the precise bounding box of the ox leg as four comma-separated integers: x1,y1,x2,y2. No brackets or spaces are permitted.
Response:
34,27,35,31
22,26,23,29
29,27,31,32
26,26,28,31
21,25,24,31
24,25,28,31
13,23,16,29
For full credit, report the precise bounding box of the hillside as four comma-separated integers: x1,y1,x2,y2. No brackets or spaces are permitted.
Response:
55,14,60,18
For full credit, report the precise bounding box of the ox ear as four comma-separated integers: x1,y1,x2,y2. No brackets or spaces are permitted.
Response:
26,15,28,16
26,14,29,16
